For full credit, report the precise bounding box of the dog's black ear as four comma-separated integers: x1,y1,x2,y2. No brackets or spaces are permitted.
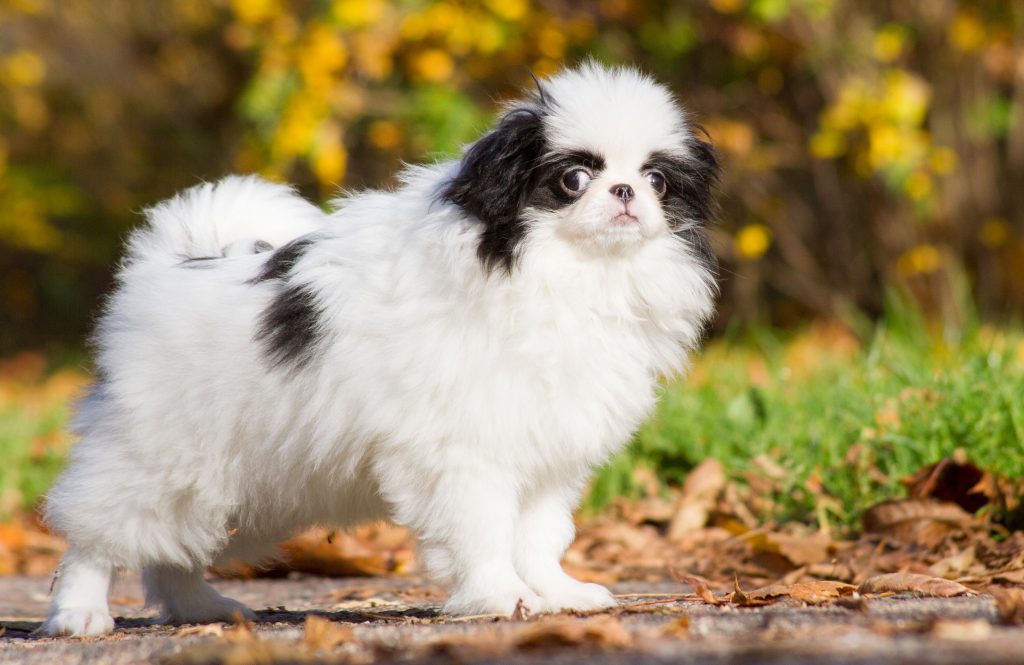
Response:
441,107,547,273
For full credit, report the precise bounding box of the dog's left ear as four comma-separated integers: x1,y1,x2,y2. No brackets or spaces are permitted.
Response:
441,106,547,272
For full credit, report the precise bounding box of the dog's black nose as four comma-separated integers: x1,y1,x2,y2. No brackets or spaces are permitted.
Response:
611,184,634,202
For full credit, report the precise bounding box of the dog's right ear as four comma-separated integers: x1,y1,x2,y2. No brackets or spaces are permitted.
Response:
440,107,547,273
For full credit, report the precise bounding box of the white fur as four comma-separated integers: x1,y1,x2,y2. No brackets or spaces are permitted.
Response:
41,64,716,635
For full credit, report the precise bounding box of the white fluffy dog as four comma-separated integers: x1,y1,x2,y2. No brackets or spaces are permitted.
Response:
41,63,719,636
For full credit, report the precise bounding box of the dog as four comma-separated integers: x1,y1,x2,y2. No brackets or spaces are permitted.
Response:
41,62,719,636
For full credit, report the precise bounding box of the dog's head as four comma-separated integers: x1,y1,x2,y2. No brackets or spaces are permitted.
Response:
441,62,719,273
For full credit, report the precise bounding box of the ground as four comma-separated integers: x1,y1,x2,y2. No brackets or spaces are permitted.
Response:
2,573,1023,665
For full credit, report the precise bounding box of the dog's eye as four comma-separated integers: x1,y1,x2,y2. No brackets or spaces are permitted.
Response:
645,170,667,198
560,168,593,196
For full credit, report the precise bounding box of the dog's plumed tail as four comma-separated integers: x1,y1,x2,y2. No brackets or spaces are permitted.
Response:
126,175,326,265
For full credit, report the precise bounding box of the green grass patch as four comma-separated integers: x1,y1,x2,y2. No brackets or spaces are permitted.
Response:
590,307,1024,528
0,355,84,519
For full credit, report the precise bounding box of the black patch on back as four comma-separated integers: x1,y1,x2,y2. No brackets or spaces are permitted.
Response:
250,237,317,284
255,282,324,368
439,107,548,273
251,236,324,369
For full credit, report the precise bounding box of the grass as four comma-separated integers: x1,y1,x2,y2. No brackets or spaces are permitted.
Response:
1,302,1023,527
590,303,1024,527
0,353,86,520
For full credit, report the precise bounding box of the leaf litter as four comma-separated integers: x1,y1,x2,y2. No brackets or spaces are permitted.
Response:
5,454,1024,662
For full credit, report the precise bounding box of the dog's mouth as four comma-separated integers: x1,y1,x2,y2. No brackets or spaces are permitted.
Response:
610,213,639,226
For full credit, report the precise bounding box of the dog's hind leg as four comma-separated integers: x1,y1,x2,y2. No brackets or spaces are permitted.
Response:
40,547,115,636
143,564,255,625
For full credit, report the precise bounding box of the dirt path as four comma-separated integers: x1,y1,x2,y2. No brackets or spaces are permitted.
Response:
2,573,1022,664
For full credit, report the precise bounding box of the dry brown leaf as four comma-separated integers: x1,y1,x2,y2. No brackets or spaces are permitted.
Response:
303,614,355,651
987,587,1024,625
745,531,834,567
668,463,726,539
673,573,723,605
510,598,531,622
930,619,993,641
730,576,767,607
174,624,225,637
858,573,973,598
511,616,633,650
902,455,994,513
862,499,972,531
743,580,857,605
661,616,690,637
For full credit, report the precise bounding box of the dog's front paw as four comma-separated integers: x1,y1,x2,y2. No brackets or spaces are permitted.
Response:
539,580,617,613
40,607,115,636
444,580,543,617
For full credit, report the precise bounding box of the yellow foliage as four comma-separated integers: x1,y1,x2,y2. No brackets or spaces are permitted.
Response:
312,128,347,185
537,23,566,59
368,120,403,150
980,218,1010,249
231,0,279,25
903,171,932,201
872,24,906,62
485,0,528,22
333,0,386,28
351,33,395,80
711,0,744,14
810,130,846,159
2,50,45,87
928,147,958,176
949,9,985,54
10,89,48,131
897,244,941,276
410,48,454,83
705,118,755,157
735,224,772,260
298,25,348,88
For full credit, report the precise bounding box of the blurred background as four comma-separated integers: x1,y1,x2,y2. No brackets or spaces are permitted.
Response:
2,0,1024,540
2,0,1023,353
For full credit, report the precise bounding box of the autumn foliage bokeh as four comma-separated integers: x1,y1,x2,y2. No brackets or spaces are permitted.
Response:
1,0,1022,352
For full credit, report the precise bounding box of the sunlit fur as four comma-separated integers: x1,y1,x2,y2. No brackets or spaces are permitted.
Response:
41,63,719,636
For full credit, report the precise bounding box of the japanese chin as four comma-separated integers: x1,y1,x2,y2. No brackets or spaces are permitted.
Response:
41,62,719,636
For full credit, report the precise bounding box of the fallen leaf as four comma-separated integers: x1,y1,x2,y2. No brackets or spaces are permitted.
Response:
836,592,869,611
745,531,834,567
175,624,225,637
661,616,690,637
902,455,994,513
930,618,992,641
674,573,723,605
303,614,355,650
862,499,972,531
742,580,857,605
510,598,531,622
511,616,633,650
858,573,973,598
988,587,1024,625
730,576,767,607
668,459,725,539
861,499,972,547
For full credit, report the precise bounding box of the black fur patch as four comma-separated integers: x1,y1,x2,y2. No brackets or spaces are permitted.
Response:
644,137,721,273
530,150,607,211
255,282,324,368
250,236,317,284
440,107,548,273
251,236,324,369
